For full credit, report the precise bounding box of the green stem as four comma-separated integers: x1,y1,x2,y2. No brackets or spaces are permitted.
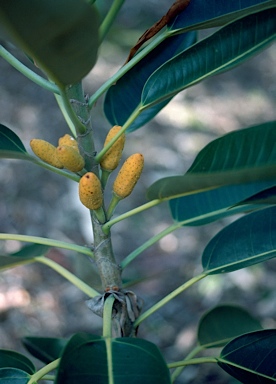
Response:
103,295,115,338
95,105,141,162
28,156,80,182
0,234,94,258
102,199,161,234
88,30,169,108
40,375,55,381
171,345,204,383
101,169,111,190
54,93,77,137
106,193,122,221
104,297,115,384
134,273,208,327
120,221,180,269
99,0,125,42
27,358,60,384
0,45,59,94
94,206,107,224
91,212,122,291
168,356,218,370
35,256,99,297
58,85,87,135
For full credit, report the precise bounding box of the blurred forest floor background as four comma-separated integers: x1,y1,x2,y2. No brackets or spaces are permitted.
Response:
0,1,275,383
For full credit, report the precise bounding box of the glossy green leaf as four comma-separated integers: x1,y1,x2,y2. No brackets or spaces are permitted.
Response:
198,305,262,348
0,124,26,153
148,168,276,202
168,0,275,32
0,0,99,85
187,123,275,174
104,32,196,132
0,124,35,162
56,333,171,384
0,368,31,383
218,329,276,383
148,123,276,201
202,207,276,274
0,350,35,374
22,337,67,364
147,123,276,225
0,244,49,271
142,9,276,108
169,180,276,226
147,122,276,200
233,186,276,207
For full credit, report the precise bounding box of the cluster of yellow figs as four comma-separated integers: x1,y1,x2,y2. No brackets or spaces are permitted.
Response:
30,134,84,172
30,126,144,217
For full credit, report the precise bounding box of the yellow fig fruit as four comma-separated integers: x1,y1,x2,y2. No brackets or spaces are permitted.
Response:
56,145,85,172
30,139,63,168
113,153,144,199
79,172,103,210
100,126,125,171
58,134,79,152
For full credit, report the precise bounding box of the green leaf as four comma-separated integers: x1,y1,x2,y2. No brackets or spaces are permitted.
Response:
148,169,276,203
0,350,35,374
142,9,276,108
170,180,275,226
218,329,276,383
0,256,34,271
0,124,35,162
146,123,276,225
198,305,262,348
104,32,196,132
169,0,275,32
187,123,275,174
22,337,67,364
0,244,50,271
0,124,26,153
56,333,171,384
147,123,276,201
0,368,31,383
10,244,50,258
202,207,276,274
0,0,99,85
233,186,276,207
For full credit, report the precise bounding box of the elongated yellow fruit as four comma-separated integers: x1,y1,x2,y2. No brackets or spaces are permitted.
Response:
58,134,79,152
30,139,63,168
113,153,144,199
56,145,85,172
79,172,103,210
100,125,126,171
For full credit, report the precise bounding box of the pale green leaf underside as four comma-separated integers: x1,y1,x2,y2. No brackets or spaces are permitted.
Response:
0,0,99,85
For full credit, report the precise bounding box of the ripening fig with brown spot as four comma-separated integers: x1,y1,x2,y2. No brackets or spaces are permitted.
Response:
79,172,103,210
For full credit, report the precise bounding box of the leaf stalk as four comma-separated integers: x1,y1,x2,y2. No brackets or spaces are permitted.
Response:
134,273,207,326
35,256,99,297
0,45,60,94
